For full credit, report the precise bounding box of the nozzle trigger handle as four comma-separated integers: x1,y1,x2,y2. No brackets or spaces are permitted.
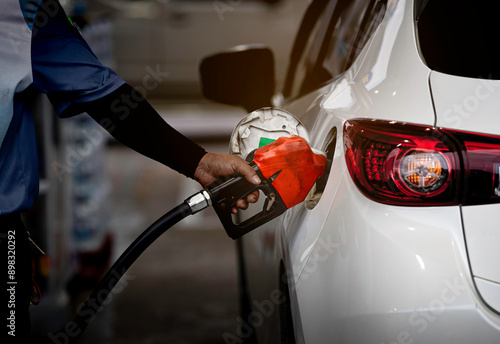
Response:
206,164,287,240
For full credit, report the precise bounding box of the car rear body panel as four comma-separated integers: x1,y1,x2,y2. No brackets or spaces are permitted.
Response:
430,72,500,313
294,171,500,343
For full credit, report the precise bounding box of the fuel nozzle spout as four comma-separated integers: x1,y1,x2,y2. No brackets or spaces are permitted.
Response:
206,136,327,239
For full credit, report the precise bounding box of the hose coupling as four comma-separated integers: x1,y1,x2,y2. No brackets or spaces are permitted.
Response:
185,190,212,215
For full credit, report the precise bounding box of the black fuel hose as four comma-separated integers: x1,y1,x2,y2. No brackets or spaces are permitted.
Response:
67,201,193,344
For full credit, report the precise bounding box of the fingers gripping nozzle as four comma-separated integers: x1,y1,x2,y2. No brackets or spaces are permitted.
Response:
205,162,288,239
185,136,326,239
203,136,327,239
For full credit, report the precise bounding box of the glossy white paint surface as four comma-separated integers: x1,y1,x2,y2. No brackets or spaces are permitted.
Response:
475,277,500,314
431,72,500,134
461,204,500,313
322,0,435,126
461,204,500,282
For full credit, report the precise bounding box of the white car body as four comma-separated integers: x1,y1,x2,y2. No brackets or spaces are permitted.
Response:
237,0,500,343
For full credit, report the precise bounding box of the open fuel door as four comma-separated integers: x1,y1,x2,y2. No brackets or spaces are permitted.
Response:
222,107,325,237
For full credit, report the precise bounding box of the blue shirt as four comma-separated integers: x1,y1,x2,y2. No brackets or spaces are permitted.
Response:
0,0,125,214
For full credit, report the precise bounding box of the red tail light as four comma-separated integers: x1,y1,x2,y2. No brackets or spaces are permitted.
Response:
443,129,500,205
344,119,500,206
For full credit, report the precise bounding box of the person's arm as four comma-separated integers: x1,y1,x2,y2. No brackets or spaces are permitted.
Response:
78,83,206,179
74,84,260,211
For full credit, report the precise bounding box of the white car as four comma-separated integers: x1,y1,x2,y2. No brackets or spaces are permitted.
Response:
200,0,500,343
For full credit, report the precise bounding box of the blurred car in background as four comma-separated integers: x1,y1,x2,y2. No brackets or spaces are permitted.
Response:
200,0,500,343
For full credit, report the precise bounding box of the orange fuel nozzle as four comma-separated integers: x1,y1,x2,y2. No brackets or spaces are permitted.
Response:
207,136,327,239
253,136,327,208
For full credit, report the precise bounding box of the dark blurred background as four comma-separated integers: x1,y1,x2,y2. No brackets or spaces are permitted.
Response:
26,0,307,342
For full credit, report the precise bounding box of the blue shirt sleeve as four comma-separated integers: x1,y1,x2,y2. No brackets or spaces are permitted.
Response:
31,0,125,117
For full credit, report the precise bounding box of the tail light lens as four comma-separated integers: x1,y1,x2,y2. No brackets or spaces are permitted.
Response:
344,119,460,205
399,150,449,195
344,119,500,206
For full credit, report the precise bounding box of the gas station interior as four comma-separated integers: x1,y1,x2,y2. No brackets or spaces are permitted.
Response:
27,0,306,342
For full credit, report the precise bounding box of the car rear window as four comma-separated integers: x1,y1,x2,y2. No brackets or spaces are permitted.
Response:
416,0,500,80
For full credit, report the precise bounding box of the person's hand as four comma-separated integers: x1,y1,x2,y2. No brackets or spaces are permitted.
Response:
194,153,261,213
